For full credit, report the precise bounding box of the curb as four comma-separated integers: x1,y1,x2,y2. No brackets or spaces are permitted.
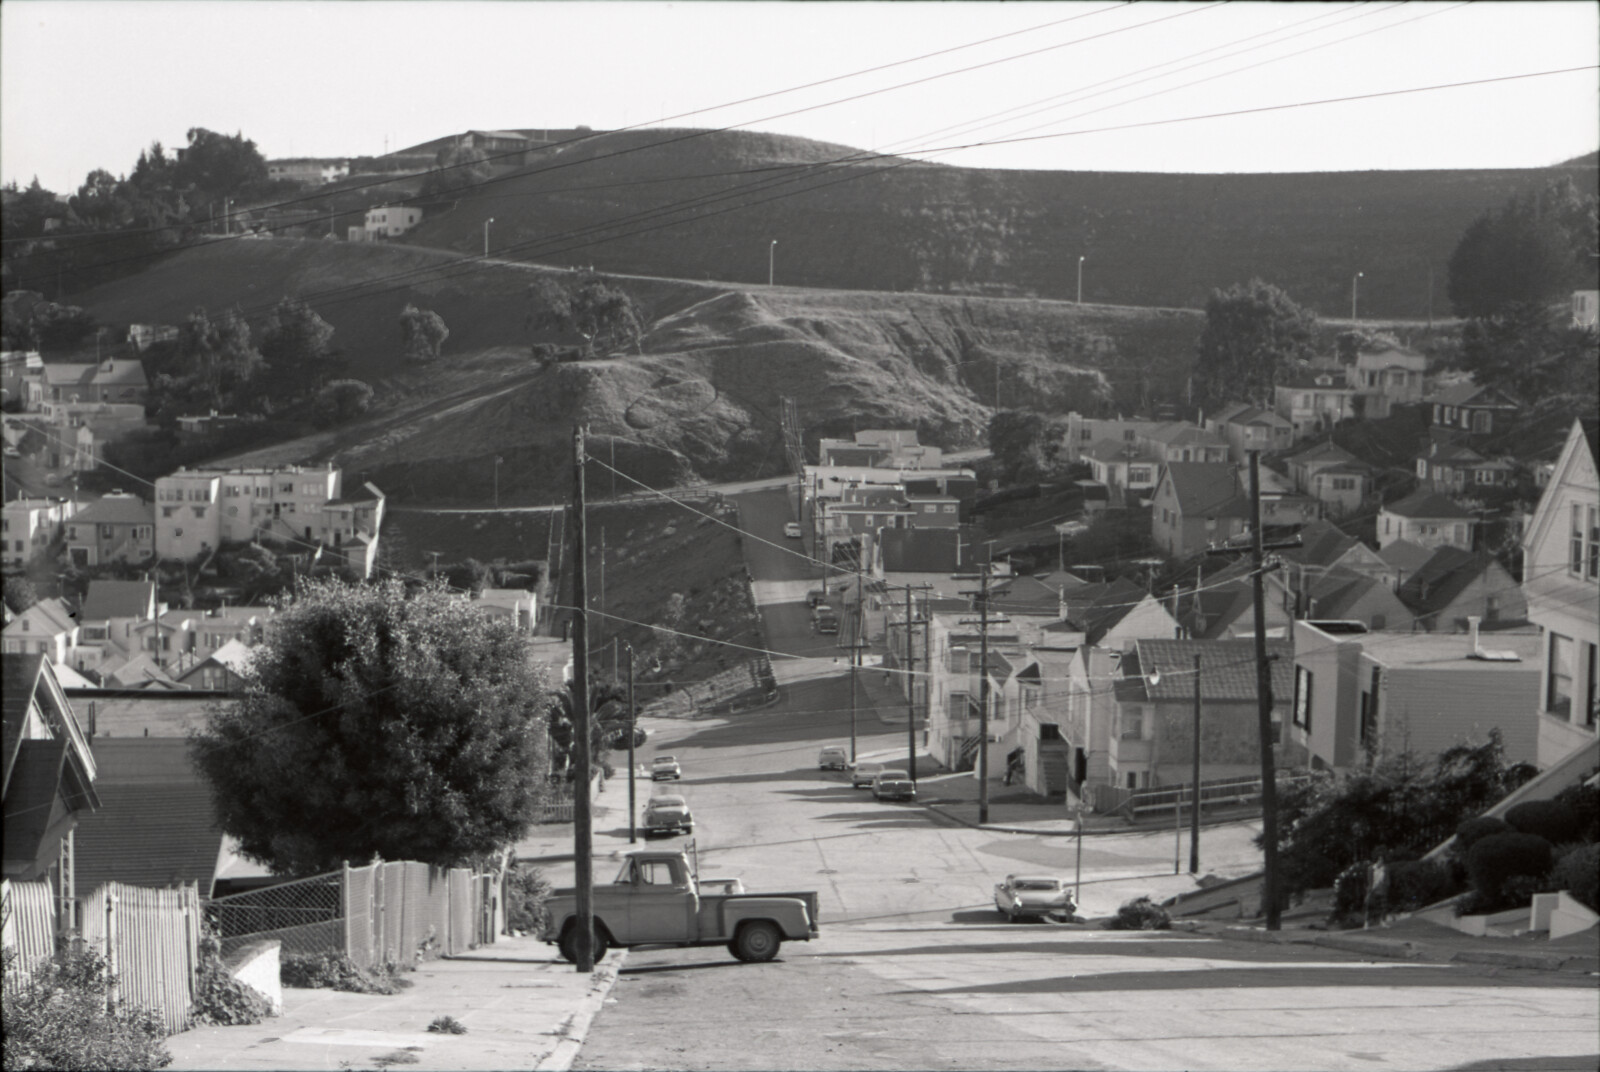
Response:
920,801,1257,838
1449,949,1578,972
533,949,627,1072
1203,922,1597,974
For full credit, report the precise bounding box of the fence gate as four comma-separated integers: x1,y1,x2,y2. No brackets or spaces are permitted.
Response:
80,882,201,1036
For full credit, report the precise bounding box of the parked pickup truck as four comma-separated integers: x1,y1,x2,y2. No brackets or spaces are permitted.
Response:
540,848,820,964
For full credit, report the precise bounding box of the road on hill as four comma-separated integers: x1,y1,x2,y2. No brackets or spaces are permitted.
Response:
558,486,1597,1071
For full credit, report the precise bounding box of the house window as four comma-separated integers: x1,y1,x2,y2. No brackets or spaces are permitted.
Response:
162,506,176,518
1294,666,1313,731
943,504,956,513
1128,466,1152,483
1548,633,1574,719
1586,643,1598,729
192,506,206,519
1332,477,1355,491
1120,709,1144,739
1471,411,1490,433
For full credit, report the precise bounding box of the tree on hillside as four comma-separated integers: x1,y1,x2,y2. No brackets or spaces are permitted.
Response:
0,291,96,352
527,272,643,358
399,304,449,362
1447,178,1598,319
987,410,1071,485
173,128,269,201
260,296,335,390
174,306,264,411
190,578,554,874
1192,278,1316,409
313,379,375,426
420,144,492,197
1459,305,1598,417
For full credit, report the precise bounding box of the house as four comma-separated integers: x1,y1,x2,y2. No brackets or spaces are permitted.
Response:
364,204,423,238
28,358,148,409
1139,422,1231,465
1151,463,1249,558
816,429,943,470
1413,440,1516,493
1014,648,1079,799
64,492,155,567
1084,439,1163,506
2,497,75,568
1184,579,1296,639
66,688,224,739
1377,489,1475,551
1050,577,1182,648
1397,547,1527,633
1296,568,1411,632
475,588,537,633
1106,638,1296,791
1205,403,1294,463
2,598,79,662
173,639,256,691
1278,518,1393,590
878,528,979,574
901,492,961,529
987,572,1088,619
1036,645,1122,796
74,579,161,671
1377,539,1436,589
1424,381,1520,439
1290,621,1542,771
1573,290,1599,330
1062,415,1160,462
923,610,1042,773
1344,342,1427,417
1519,419,1598,766
3,655,99,911
1287,441,1370,518
266,158,350,185
1274,368,1358,440
131,605,272,674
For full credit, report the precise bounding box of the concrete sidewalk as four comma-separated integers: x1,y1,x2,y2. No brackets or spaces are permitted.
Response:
165,938,623,1072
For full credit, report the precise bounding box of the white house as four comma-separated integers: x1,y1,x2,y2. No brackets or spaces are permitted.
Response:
365,205,423,238
1377,489,1475,551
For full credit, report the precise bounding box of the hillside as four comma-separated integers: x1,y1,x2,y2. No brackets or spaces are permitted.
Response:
405,128,1597,320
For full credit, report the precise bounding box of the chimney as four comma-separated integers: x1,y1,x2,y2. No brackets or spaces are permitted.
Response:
1467,615,1481,655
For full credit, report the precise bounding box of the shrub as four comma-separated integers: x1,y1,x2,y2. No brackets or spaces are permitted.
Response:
1553,778,1600,843
1466,832,1554,909
1453,815,1512,853
427,1014,468,1034
1504,800,1583,844
1387,858,1459,912
1331,862,1370,923
192,931,271,1026
505,862,552,935
1,944,172,1071
1550,843,1600,912
279,952,408,995
1107,896,1170,930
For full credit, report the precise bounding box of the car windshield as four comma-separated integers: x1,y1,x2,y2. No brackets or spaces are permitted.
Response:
858,763,882,772
653,756,676,765
650,796,685,808
876,770,908,780
1012,879,1061,892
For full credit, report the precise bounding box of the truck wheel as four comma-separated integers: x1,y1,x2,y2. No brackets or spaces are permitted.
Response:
732,920,781,963
558,921,611,964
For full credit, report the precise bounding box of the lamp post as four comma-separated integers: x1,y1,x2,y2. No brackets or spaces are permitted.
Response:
1077,255,1085,305
768,239,777,286
1351,271,1363,321
484,217,495,257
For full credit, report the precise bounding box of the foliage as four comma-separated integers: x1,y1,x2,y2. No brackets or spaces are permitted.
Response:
1465,832,1554,910
427,1015,469,1035
173,128,269,202
399,304,449,363
545,675,628,779
1331,861,1373,922
527,272,643,357
279,952,407,995
192,929,271,1026
420,144,492,197
1271,731,1530,902
190,578,554,875
1446,177,1597,319
1503,799,1583,845
1106,896,1170,930
1552,776,1600,843
505,862,554,934
986,410,1071,485
1457,305,1598,418
1453,815,1512,853
0,290,98,352
260,297,336,391
1387,858,1458,913
314,379,375,427
1549,843,1600,913
3,575,39,614
1192,278,1316,409
150,305,264,417
1,943,172,1071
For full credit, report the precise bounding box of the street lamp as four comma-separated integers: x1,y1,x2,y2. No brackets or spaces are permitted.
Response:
484,217,495,257
1077,255,1086,305
768,239,777,286
1351,271,1363,321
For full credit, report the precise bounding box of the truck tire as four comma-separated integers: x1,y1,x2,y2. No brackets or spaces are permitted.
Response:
731,920,781,963
558,920,611,964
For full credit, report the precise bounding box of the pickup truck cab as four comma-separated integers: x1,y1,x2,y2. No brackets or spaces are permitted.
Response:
540,849,820,964
650,755,682,781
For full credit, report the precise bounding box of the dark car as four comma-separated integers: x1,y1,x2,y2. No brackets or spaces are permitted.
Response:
871,770,916,801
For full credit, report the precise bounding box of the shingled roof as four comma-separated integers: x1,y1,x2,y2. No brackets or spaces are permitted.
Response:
75,738,222,896
1384,489,1475,520
1163,463,1246,517
1131,638,1294,703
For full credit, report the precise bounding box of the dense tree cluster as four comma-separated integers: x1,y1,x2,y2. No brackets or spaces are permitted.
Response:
987,410,1073,485
399,303,450,362
527,271,643,358
419,144,492,197
1191,278,1316,409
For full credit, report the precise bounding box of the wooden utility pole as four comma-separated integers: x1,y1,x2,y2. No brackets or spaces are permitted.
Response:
849,569,863,764
1249,451,1281,930
978,562,991,825
903,585,931,785
1190,652,1202,875
570,426,595,970
625,643,637,845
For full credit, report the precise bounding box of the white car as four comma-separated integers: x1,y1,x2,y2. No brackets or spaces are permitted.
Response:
783,522,803,539
643,794,693,836
650,755,682,781
993,875,1076,922
850,761,885,788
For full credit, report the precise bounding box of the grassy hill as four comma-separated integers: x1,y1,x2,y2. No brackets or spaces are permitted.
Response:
405,128,1597,320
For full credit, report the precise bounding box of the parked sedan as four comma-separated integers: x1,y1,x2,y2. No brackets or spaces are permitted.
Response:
851,761,885,788
993,875,1075,923
643,794,694,836
784,521,803,539
870,770,916,801
650,755,682,781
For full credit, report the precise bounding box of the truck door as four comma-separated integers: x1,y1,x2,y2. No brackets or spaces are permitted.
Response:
627,857,697,943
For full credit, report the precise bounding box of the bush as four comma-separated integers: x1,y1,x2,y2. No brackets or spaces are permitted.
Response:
1331,862,1370,923
1107,896,1170,930
505,862,552,934
1,944,172,1071
1466,832,1554,909
279,952,408,995
427,1014,468,1034
1387,858,1459,912
1553,778,1600,843
1550,843,1600,912
1453,815,1512,853
1504,800,1583,844
192,931,271,1026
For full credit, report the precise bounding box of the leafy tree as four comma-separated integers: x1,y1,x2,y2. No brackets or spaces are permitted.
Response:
174,306,264,410
527,272,643,357
987,410,1071,484
0,177,67,241
1192,278,1316,409
260,297,335,390
3,576,38,614
313,379,375,426
1459,304,1599,410
420,144,492,197
399,304,449,363
173,127,269,201
1447,178,1598,319
190,578,554,874
545,676,628,779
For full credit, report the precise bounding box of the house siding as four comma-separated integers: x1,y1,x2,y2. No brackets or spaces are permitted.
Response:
1367,664,1540,766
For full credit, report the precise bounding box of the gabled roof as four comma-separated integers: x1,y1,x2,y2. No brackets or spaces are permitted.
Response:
988,574,1082,616
75,738,221,896
1289,441,1358,466
1421,441,1485,464
41,360,148,388
1383,489,1475,520
1213,403,1291,428
1132,638,1295,703
1162,463,1244,516
1143,422,1226,448
2,597,76,637
70,494,153,527
1378,539,1435,576
1305,568,1404,621
1523,419,1600,561
1186,583,1254,640
1280,519,1362,568
1424,381,1519,408
1397,547,1495,615
1278,369,1353,391
80,579,156,623
103,652,176,689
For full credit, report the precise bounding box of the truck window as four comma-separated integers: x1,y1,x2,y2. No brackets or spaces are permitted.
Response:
639,860,679,886
613,860,637,884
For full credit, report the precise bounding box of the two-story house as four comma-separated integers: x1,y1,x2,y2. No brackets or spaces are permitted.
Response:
1151,463,1320,560
1377,489,1475,551
364,204,423,238
130,605,273,674
1414,440,1516,493
1083,439,1163,506
28,358,148,409
1424,380,1520,439
1344,342,1427,417
1286,441,1370,519
1275,368,1358,440
1520,419,1598,766
1205,403,1294,463
73,579,162,674
1,598,79,663
2,497,76,568
1397,546,1527,633
64,493,155,567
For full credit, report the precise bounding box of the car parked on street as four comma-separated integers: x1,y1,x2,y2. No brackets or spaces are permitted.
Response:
851,761,885,788
806,588,826,608
993,874,1076,923
818,745,850,770
651,755,682,781
643,794,694,836
870,769,915,801
814,607,838,634
784,522,803,539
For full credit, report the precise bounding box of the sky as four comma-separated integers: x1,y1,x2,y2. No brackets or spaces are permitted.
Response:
2,1,1596,193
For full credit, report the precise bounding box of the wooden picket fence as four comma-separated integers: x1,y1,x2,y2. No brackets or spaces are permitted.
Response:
79,882,202,1035
2,878,58,988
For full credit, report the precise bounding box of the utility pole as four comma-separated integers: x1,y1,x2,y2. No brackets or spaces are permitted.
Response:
1190,652,1202,875
1249,451,1281,930
626,644,637,844
978,561,991,825
570,426,595,970
849,569,864,764
903,584,932,784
